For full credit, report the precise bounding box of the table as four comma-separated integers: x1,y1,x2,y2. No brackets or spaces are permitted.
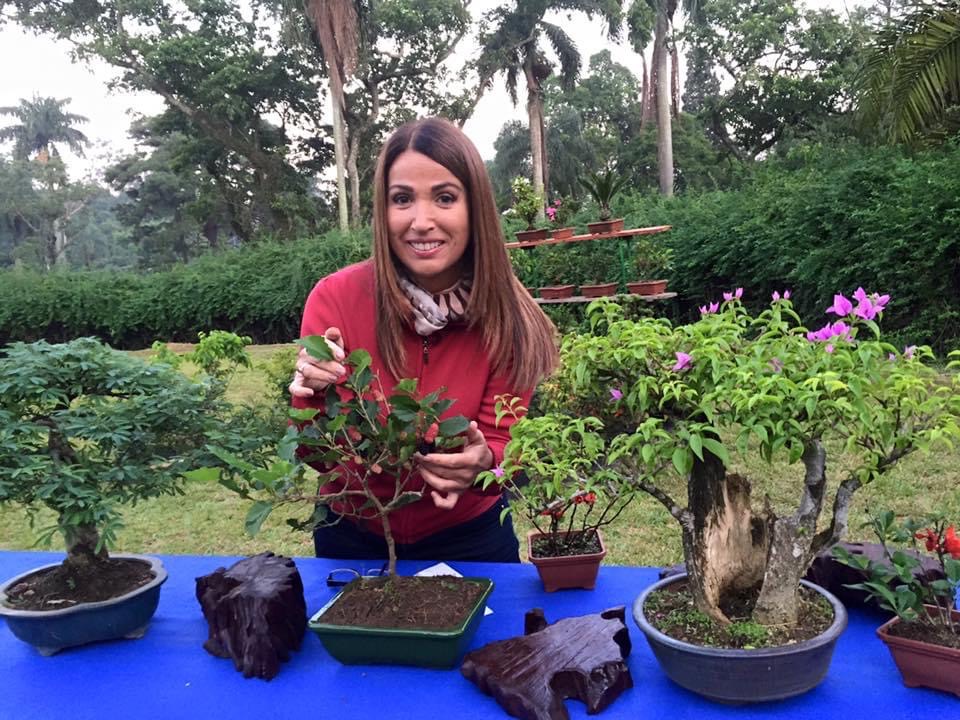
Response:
1,551,954,720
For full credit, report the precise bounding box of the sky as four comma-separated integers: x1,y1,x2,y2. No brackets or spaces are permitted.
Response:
0,1,866,180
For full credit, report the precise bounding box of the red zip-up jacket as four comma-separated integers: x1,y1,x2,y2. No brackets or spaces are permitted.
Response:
292,260,529,544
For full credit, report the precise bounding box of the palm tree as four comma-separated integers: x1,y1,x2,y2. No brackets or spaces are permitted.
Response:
858,1,960,144
476,1,622,218
0,95,89,163
627,0,701,197
306,0,360,232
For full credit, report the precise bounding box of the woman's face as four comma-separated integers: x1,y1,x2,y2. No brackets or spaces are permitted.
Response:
386,150,470,294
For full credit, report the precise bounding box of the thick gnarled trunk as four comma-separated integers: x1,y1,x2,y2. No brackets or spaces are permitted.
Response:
682,452,771,624
63,523,108,570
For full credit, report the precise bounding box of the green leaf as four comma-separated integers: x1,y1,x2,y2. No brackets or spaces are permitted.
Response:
701,438,730,466
244,501,273,536
437,416,470,437
288,407,319,422
689,434,704,460
298,335,335,362
182,467,221,483
395,378,418,394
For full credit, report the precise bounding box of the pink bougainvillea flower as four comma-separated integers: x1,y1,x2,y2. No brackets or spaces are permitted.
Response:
784,290,791,299
826,294,853,317
672,352,692,371
699,301,720,315
722,288,743,301
545,206,557,220
825,344,835,354
904,345,917,360
772,289,791,302
888,353,897,361
492,465,505,479
772,291,780,301
609,388,623,401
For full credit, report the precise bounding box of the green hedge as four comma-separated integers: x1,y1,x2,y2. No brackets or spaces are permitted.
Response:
2,141,959,352
0,231,370,348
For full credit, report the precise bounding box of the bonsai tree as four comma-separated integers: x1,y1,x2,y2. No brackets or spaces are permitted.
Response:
0,337,238,579
578,169,629,221
214,337,469,577
524,290,960,628
480,405,633,557
632,234,673,280
511,176,545,230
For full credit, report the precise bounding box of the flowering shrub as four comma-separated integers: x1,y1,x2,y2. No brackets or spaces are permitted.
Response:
479,397,633,556
544,196,576,227
834,511,959,640
529,289,960,627
213,336,469,576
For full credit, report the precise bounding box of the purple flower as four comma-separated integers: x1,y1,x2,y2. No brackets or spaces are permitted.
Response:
888,353,897,362
722,288,743,301
784,290,791,299
772,291,780,301
826,294,853,317
772,289,792,302
904,345,917,360
492,465,505,478
769,357,784,373
699,301,720,315
610,388,623,401
672,352,692,372
825,344,835,354
545,206,557,220
807,321,852,344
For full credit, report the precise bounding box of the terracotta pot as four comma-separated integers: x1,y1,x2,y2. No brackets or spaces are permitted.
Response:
633,573,848,703
514,228,550,242
626,279,668,295
551,226,576,240
877,607,960,696
579,282,618,298
586,218,625,235
527,530,606,592
538,285,576,300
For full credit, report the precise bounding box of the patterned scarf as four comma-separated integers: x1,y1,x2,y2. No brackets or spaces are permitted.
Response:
397,274,473,336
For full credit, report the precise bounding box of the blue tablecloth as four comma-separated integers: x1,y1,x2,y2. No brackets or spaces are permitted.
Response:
0,551,954,719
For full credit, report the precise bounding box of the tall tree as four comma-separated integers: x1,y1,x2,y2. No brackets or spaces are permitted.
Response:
476,1,622,220
306,0,360,232
858,1,960,144
0,95,89,163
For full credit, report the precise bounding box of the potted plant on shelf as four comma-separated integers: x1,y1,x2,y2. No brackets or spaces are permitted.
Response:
0,337,243,655
579,169,629,234
626,234,672,296
545,196,578,240
479,401,633,592
511,176,549,242
579,275,619,298
834,511,960,696
213,337,493,668
530,289,960,702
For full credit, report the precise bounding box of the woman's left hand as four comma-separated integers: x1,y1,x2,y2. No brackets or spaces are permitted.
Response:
416,421,494,510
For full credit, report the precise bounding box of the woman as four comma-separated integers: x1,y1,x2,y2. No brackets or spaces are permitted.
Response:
290,117,557,563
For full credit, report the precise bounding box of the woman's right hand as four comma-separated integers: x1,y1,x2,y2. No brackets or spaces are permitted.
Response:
289,326,347,398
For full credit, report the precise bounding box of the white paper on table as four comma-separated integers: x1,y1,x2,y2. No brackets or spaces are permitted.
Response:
415,562,494,615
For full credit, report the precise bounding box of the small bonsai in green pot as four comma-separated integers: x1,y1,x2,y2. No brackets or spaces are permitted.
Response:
579,169,630,234
214,337,493,667
0,336,244,655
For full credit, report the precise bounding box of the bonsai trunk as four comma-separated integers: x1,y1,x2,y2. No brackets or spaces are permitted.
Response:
63,522,109,570
682,451,771,624
753,440,828,626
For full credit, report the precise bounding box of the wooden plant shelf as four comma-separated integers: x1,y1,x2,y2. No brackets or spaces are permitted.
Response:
535,292,676,305
505,224,672,249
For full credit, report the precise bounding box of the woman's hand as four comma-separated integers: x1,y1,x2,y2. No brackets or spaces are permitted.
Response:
416,421,494,509
289,327,347,398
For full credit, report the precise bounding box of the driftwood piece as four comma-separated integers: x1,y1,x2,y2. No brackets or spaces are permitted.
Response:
461,607,632,720
196,552,306,680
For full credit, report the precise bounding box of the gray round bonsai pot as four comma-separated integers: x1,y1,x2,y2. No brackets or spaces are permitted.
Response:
632,572,847,704
0,553,167,656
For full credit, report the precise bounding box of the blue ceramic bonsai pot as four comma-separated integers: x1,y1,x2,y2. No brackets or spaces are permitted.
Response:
633,572,847,703
0,553,167,655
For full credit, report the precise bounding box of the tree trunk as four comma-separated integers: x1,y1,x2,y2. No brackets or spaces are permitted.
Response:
63,522,108,570
682,451,771,624
654,11,674,197
526,95,546,224
539,108,550,201
640,55,653,130
347,128,361,228
754,440,828,627
331,95,350,232
670,44,681,118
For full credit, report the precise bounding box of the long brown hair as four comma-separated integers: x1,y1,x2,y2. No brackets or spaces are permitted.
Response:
372,117,557,391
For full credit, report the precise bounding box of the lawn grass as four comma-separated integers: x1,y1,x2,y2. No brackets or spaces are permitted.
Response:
2,343,959,567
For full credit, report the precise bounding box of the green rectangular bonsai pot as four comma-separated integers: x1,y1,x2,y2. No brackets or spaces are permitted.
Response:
308,577,493,668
